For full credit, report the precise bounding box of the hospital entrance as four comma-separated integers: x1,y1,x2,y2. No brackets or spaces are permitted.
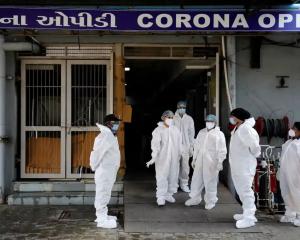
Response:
121,45,241,232
123,45,220,178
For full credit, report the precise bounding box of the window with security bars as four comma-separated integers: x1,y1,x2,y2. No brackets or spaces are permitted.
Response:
26,64,61,126
71,64,107,126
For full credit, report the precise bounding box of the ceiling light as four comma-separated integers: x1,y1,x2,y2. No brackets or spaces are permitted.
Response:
185,65,211,70
292,0,300,8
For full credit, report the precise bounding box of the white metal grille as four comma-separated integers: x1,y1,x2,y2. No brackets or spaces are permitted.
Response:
71,64,107,126
46,46,113,58
26,64,61,126
45,47,66,57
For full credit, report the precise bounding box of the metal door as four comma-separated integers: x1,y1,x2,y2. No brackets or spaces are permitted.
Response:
66,60,112,178
21,60,66,178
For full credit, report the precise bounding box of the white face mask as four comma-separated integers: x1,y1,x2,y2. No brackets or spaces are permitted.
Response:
288,129,296,138
206,122,215,130
229,117,237,125
178,108,186,116
165,118,173,126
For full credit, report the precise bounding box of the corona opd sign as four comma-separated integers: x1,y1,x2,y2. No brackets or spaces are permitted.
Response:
0,8,300,31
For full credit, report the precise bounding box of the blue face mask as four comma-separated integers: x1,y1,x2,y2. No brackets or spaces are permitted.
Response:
111,123,119,134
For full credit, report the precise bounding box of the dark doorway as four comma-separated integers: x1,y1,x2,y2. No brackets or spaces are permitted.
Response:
124,59,214,177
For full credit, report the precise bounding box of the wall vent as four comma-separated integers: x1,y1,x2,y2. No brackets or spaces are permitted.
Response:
46,46,113,58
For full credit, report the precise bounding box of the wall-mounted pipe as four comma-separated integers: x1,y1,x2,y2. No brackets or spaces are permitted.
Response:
221,35,233,111
0,34,40,203
2,42,40,53
0,35,6,204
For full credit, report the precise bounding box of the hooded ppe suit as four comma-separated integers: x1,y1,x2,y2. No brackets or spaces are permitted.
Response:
174,111,195,188
229,117,260,221
90,124,120,222
189,127,227,204
280,138,300,224
151,122,183,200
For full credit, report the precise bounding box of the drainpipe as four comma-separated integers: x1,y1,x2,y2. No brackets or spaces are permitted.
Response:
0,34,40,203
221,35,233,111
0,35,6,204
3,42,40,53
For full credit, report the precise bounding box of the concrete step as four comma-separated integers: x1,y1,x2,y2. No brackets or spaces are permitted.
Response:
9,181,124,206
7,191,124,206
13,181,123,193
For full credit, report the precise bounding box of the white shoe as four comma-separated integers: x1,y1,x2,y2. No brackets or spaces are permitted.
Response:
236,219,256,229
181,185,190,193
233,214,257,223
97,219,117,229
95,215,118,223
280,215,296,223
293,219,300,227
233,214,244,221
157,198,166,206
108,215,118,221
165,196,176,203
205,203,215,210
185,198,201,206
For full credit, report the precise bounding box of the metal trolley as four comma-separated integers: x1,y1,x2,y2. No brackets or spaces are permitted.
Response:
254,145,284,213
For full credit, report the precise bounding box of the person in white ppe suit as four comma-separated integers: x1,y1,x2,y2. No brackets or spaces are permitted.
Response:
185,114,227,210
229,108,261,229
174,101,195,193
146,110,183,206
279,122,300,227
90,114,121,229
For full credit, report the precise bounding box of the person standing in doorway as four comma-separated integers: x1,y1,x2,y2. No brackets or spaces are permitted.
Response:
90,114,121,229
174,101,195,193
146,110,183,206
185,114,227,210
229,108,261,229
279,122,300,227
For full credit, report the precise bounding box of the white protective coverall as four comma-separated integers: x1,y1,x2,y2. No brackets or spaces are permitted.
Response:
151,122,183,200
190,127,227,204
280,138,300,222
174,111,195,188
90,124,120,222
229,117,260,220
